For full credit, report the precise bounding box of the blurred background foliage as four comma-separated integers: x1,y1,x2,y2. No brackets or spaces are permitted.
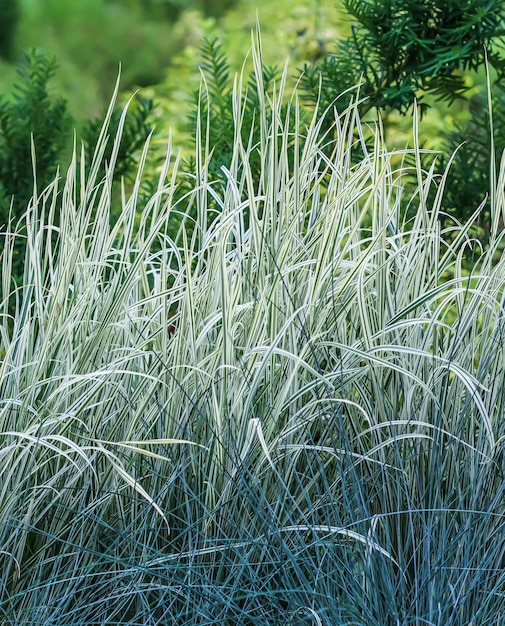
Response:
0,0,345,141
0,0,504,243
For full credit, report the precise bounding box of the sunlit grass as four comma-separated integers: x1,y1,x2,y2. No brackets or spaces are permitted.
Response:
2,39,505,625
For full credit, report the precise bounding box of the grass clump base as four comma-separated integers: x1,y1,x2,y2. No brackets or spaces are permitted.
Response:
2,47,505,625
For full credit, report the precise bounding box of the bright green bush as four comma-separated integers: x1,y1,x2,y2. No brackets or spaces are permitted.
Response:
2,42,505,624
149,0,343,152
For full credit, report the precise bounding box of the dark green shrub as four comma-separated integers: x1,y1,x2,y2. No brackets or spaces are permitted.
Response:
439,86,505,231
300,0,505,226
181,38,296,206
0,0,20,60
0,50,72,226
139,0,185,21
302,0,505,118
81,94,160,232
0,50,158,290
82,95,157,184
0,50,72,286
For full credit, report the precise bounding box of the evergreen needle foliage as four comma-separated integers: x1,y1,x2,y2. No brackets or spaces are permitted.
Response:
2,38,505,625
302,0,505,117
184,38,288,193
300,0,505,226
82,94,157,184
441,83,505,229
0,49,72,286
0,52,158,288
0,49,72,223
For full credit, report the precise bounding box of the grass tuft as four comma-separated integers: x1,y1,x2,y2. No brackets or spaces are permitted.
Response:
2,38,505,625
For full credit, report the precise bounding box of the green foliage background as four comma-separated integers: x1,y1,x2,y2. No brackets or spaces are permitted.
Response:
0,0,492,157
0,0,503,235
0,0,20,60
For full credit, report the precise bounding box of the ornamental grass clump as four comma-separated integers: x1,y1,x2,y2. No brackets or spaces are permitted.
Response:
2,39,505,625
